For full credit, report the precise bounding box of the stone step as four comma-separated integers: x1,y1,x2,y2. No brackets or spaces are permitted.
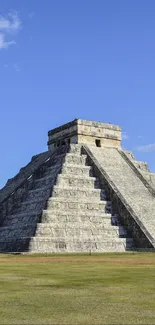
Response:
2,211,40,225
0,227,128,241
42,209,112,217
14,198,46,214
0,241,131,253
37,222,125,232
33,175,56,188
30,236,132,245
52,186,105,200
41,211,113,223
3,210,40,225
46,197,111,212
0,227,35,239
26,186,51,201
56,174,100,188
35,226,127,237
36,222,122,230
0,222,126,232
0,236,133,253
0,239,30,253
0,221,127,240
44,153,85,166
41,219,118,228
3,209,114,227
61,164,93,177
64,153,87,165
46,153,67,166
44,163,62,177
29,237,133,253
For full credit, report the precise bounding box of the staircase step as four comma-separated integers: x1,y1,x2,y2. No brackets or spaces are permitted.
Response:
3,210,113,227
39,221,117,229
15,198,46,214
35,225,127,237
41,211,113,223
52,186,105,200
0,218,126,239
61,164,93,176
33,175,55,190
3,212,40,226
0,226,35,239
64,153,87,165
29,237,133,253
33,175,56,188
0,222,125,232
42,209,112,217
47,197,111,212
26,186,51,200
0,226,128,241
0,238,132,253
44,163,62,176
56,174,100,188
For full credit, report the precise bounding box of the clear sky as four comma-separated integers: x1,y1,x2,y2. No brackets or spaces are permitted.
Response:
0,0,155,188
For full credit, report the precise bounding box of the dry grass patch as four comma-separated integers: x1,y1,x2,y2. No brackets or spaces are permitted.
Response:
0,253,154,324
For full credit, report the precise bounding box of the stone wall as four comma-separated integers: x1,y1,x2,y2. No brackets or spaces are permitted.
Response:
77,119,121,147
48,119,78,150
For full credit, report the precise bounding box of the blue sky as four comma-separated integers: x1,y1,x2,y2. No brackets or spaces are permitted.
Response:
0,0,155,188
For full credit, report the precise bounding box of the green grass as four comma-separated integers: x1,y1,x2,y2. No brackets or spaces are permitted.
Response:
0,253,154,324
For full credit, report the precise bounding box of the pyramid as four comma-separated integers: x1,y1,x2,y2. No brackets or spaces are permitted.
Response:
0,118,155,253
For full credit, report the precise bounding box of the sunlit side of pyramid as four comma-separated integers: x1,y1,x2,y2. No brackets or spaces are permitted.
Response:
0,118,155,253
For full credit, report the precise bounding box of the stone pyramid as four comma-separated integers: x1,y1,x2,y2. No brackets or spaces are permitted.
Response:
0,119,155,253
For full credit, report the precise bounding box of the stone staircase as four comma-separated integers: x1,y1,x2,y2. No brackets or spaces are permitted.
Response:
29,145,133,252
0,145,133,253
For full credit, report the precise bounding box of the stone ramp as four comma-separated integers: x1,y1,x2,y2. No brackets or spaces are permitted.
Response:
85,145,155,248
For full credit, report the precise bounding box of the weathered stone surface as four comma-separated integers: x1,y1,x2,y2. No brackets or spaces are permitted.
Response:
0,151,53,205
29,237,132,253
84,145,155,249
48,119,121,150
0,143,132,253
1,118,155,253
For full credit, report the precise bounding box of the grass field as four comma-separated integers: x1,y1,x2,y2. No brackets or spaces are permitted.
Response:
0,253,155,324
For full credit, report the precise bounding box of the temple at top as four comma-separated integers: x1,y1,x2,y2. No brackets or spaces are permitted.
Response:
47,119,121,150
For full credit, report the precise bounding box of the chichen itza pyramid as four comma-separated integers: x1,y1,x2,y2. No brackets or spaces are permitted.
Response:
0,118,155,253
